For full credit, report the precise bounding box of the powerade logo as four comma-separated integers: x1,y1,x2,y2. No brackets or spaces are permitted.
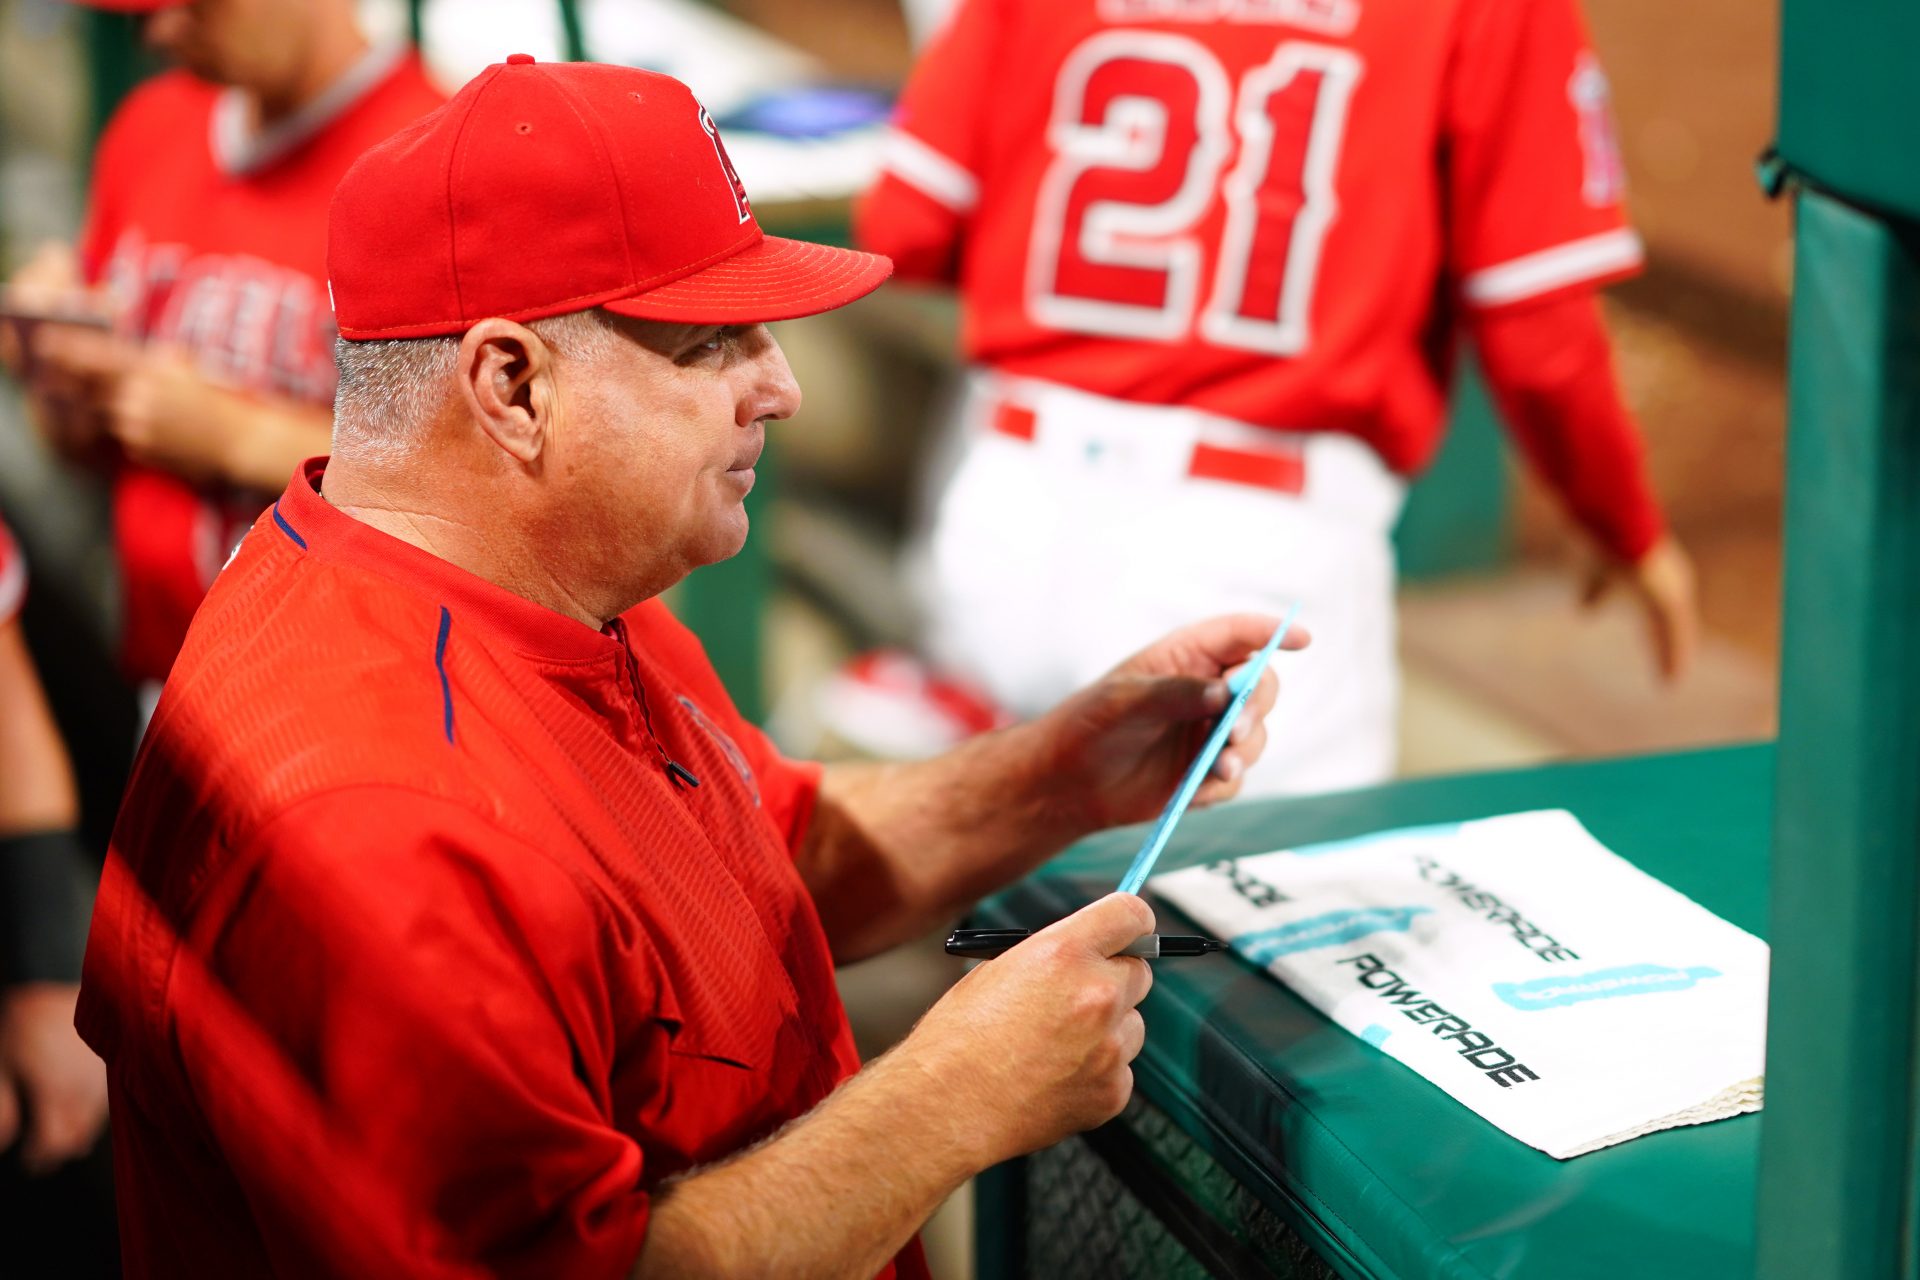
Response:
1233,906,1430,962
1493,963,1721,1011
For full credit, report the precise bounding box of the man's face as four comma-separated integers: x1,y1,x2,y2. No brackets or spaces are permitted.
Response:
142,0,308,93
549,316,802,601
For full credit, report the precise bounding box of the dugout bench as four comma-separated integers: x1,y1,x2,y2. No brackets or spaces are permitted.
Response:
973,0,1920,1272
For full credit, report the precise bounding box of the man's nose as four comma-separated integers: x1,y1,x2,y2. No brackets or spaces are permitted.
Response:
743,327,802,425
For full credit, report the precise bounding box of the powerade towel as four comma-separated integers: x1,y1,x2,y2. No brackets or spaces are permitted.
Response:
1151,811,1765,1158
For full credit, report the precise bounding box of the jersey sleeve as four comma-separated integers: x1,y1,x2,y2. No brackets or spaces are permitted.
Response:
1471,291,1665,560
0,520,24,627
1443,0,1643,311
179,789,655,1279
852,0,1007,283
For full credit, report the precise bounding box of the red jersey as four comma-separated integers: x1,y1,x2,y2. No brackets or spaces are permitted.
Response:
79,45,444,682
857,0,1642,475
77,460,927,1280
0,519,22,627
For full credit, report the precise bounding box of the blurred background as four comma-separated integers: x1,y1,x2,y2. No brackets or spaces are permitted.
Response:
0,0,1786,1275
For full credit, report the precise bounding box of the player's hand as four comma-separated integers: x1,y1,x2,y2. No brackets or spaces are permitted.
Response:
104,347,246,484
1034,613,1307,831
0,983,108,1175
1582,535,1699,682
899,892,1155,1163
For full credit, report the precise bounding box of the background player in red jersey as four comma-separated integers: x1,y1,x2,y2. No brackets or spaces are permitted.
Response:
857,0,1700,795
0,0,444,689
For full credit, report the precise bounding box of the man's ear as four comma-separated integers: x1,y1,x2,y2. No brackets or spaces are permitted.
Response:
456,318,556,465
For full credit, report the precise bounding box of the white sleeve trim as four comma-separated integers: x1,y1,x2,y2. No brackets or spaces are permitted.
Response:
0,539,24,627
1462,229,1645,307
879,128,980,215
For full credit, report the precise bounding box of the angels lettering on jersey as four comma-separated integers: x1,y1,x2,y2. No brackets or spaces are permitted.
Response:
100,227,338,404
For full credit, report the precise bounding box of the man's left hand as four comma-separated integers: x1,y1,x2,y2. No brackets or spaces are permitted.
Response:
1036,613,1309,832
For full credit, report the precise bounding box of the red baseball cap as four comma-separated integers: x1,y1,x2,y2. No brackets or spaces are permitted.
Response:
328,56,893,340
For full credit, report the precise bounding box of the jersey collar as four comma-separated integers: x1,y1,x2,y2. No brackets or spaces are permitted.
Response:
275,457,625,664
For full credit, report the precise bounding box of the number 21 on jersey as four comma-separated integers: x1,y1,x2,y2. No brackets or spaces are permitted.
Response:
1027,31,1361,356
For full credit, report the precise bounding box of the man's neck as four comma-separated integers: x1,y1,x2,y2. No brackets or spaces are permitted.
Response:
321,457,630,632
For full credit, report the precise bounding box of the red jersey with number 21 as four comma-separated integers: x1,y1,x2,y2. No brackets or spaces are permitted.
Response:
857,0,1641,475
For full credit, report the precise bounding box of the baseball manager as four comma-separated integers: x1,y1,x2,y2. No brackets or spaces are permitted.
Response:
77,57,1302,1279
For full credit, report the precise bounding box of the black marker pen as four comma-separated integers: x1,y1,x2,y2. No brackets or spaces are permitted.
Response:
945,927,1228,960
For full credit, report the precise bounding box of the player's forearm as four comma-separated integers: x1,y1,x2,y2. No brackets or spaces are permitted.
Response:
0,623,79,833
1471,292,1665,563
215,392,334,492
634,1044,983,1279
800,719,1092,962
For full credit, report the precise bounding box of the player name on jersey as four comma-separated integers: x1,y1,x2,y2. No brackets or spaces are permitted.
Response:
102,226,339,405
1099,0,1359,35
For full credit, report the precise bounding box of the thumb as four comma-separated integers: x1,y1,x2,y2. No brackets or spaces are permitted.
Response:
1046,892,1156,958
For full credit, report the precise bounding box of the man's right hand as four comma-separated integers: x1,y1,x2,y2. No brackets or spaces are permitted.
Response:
636,893,1158,1277
901,892,1155,1163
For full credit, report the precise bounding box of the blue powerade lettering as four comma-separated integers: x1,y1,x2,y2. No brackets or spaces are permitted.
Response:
1494,963,1721,1011
1338,953,1541,1088
1234,906,1429,961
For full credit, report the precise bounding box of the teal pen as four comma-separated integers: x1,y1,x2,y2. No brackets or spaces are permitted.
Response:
1115,605,1301,896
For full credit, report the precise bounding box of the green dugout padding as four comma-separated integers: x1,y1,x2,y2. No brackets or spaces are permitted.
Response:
1755,191,1920,1280
974,746,1769,1280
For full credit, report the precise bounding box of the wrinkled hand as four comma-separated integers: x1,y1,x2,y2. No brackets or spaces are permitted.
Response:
0,983,108,1175
1583,535,1699,682
901,892,1154,1163
1037,613,1308,832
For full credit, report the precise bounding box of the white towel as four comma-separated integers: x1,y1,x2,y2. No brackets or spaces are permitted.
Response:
1150,810,1768,1159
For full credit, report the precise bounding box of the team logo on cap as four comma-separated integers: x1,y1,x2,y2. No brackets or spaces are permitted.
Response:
698,106,753,225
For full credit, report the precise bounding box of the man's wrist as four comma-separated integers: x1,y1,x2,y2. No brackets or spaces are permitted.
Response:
860,1037,1005,1178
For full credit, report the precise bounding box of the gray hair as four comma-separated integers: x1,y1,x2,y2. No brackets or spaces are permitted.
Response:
330,309,623,462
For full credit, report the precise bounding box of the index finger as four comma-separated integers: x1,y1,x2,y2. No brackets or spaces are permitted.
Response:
1183,613,1312,671
1043,891,1156,958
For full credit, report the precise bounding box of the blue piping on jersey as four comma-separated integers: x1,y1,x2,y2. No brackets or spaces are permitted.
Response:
434,606,454,744
271,502,307,549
